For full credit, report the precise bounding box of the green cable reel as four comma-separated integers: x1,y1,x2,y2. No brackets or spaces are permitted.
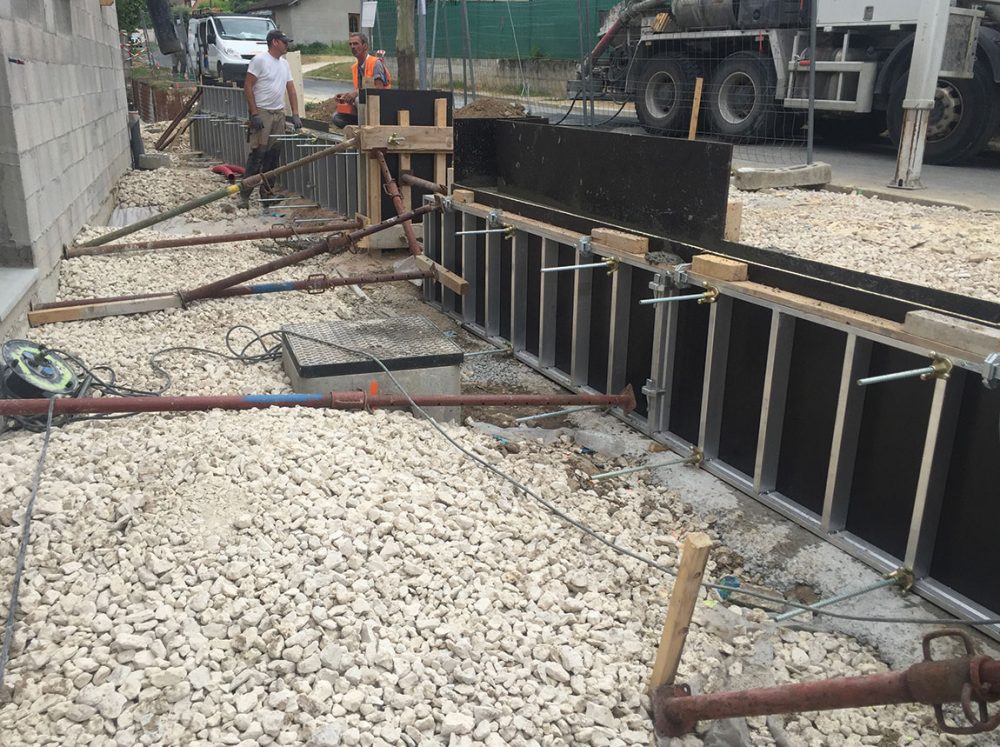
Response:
0,340,77,399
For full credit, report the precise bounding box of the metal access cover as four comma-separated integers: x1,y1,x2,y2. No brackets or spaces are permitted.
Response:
282,317,463,378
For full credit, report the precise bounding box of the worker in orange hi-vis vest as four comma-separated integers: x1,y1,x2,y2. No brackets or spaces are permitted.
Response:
332,32,391,129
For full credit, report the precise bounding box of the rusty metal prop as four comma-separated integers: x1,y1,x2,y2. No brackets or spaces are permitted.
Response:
154,87,203,151
32,270,432,313
65,219,362,259
373,150,422,256
80,138,357,247
399,172,447,195
180,203,437,303
653,630,1000,738
0,386,637,418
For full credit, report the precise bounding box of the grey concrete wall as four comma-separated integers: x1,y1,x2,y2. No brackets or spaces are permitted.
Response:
278,0,355,46
0,0,130,339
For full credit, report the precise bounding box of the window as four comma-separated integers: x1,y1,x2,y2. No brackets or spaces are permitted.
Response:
349,13,360,33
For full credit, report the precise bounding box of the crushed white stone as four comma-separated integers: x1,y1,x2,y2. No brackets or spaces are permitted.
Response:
0,128,990,747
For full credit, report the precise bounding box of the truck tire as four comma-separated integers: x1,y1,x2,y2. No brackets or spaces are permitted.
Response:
887,58,1000,165
706,51,777,141
635,55,702,136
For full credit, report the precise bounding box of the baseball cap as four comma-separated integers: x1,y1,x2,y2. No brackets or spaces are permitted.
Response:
266,30,292,45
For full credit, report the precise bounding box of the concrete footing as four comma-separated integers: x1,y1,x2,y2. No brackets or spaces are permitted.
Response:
733,162,832,191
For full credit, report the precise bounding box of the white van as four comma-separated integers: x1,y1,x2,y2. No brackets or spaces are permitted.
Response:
187,14,277,84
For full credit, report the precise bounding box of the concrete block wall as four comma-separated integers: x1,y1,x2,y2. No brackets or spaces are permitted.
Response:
0,0,130,339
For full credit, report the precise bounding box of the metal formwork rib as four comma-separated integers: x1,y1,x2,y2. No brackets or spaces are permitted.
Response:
421,194,1000,639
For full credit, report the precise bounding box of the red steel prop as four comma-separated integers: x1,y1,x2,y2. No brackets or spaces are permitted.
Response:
399,172,447,195
373,150,422,256
65,219,362,258
0,387,637,417
653,630,1000,738
180,203,437,303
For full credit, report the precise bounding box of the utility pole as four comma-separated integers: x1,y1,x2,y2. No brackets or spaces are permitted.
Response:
418,0,428,89
397,0,417,89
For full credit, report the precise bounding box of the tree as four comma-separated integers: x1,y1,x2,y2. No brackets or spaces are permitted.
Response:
116,0,147,34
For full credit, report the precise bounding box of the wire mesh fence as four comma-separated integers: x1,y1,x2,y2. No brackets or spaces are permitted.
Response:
363,0,817,167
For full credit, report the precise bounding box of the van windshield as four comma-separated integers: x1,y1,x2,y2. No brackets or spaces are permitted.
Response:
214,17,274,41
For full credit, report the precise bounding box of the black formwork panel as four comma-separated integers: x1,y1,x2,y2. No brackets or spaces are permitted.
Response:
930,372,1000,613
554,244,576,373
587,267,614,393
442,209,461,316
626,269,657,418
424,211,443,305
668,300,711,445
499,240,513,340
525,234,542,356
845,345,935,560
717,301,772,478
775,321,846,515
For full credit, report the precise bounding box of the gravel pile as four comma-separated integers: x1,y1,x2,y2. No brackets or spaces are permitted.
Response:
0,131,993,745
738,188,1000,302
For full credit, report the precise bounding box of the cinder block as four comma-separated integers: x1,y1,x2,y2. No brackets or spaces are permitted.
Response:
591,227,648,255
691,253,749,282
904,310,1000,357
138,152,171,170
734,162,832,191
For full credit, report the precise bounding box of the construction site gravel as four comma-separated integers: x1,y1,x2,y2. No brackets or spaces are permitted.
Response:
1,125,999,746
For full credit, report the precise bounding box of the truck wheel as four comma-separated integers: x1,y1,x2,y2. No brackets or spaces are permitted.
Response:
887,58,1000,165
635,55,701,136
706,51,777,141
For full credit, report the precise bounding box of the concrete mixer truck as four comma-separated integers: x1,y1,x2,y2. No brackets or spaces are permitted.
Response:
571,0,1000,165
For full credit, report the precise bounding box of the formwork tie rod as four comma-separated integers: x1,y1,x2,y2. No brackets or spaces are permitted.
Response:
455,227,515,238
590,453,700,481
641,287,720,305
653,629,1000,738
857,355,953,386
0,389,637,418
541,258,617,274
773,570,912,623
80,138,358,247
64,219,362,259
514,405,603,423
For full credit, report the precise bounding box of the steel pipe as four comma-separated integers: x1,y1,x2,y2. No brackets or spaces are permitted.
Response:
64,220,361,259
400,172,447,194
373,150,423,256
0,388,637,418
181,203,437,303
653,631,1000,737
80,139,357,247
154,87,203,151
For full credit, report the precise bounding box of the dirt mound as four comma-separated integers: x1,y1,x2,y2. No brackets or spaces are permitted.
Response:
306,97,339,123
454,97,526,119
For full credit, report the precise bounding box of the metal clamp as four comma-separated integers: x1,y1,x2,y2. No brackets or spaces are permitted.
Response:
671,262,692,287
387,133,406,145
440,195,454,213
983,352,1000,389
577,236,592,256
487,209,502,227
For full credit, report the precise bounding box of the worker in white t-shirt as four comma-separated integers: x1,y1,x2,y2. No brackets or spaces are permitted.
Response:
239,29,302,209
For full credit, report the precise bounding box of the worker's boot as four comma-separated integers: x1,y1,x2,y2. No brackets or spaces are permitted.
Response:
238,149,263,209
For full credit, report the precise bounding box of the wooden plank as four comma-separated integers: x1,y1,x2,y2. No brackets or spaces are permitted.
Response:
434,98,448,188
591,227,649,255
365,96,382,224
452,189,475,205
414,255,469,296
398,110,412,211
691,253,748,282
725,200,742,241
688,77,704,141
648,532,713,693
357,125,453,153
28,294,182,326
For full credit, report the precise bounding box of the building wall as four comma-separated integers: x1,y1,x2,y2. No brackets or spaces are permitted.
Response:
0,0,130,338
277,0,355,46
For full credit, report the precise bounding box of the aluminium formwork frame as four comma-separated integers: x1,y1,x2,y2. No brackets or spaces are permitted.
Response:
422,193,1000,639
